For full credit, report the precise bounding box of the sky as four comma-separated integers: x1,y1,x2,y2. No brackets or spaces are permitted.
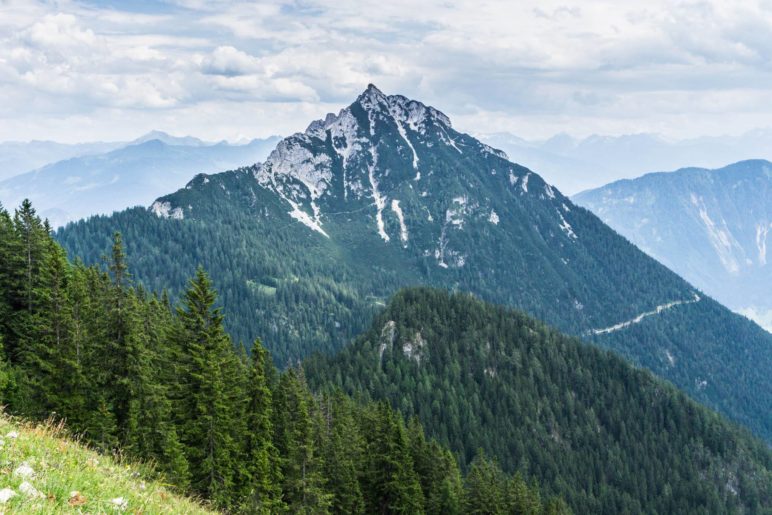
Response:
2,0,772,143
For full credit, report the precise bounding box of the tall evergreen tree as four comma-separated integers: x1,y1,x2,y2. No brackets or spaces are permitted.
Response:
173,266,240,506
124,292,189,486
240,339,284,513
9,203,61,416
317,392,366,514
463,452,509,515
106,232,133,439
362,402,425,515
407,417,462,515
273,368,331,513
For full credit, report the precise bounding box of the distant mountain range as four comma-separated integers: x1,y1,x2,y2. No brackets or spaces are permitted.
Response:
574,160,772,332
0,133,280,227
0,140,123,181
5,125,770,224
56,85,772,443
480,130,772,195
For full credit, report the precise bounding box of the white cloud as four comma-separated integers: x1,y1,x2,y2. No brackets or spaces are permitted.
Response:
1,0,772,143
201,46,261,76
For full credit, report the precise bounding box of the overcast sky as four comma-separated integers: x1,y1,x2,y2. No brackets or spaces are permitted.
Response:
2,0,772,143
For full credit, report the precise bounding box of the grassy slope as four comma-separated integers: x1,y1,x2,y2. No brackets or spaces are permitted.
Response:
0,412,215,514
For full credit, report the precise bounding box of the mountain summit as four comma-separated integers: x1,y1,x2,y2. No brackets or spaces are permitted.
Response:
59,85,772,442
245,83,506,242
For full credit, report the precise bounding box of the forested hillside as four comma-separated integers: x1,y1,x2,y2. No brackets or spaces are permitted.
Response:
574,160,772,332
57,86,772,443
306,288,772,514
0,200,568,514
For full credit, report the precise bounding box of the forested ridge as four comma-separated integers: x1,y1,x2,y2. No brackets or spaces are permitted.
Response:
306,288,772,514
0,200,570,514
55,86,772,444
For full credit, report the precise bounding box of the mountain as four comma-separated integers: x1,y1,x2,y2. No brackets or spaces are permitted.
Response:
573,160,772,332
0,209,566,514
0,136,280,227
56,85,772,442
305,288,772,514
131,130,211,147
0,140,123,181
481,130,772,195
0,413,214,514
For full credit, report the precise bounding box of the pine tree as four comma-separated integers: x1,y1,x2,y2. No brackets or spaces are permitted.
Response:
9,206,64,417
273,368,331,513
464,452,507,515
317,392,366,514
173,266,240,506
0,335,10,400
240,339,284,513
406,417,462,515
106,232,134,439
361,402,425,515
124,293,189,486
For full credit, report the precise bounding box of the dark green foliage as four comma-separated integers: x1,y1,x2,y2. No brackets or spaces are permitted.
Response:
172,267,242,505
360,402,425,514
55,91,772,445
241,339,284,513
2,201,548,512
305,288,772,514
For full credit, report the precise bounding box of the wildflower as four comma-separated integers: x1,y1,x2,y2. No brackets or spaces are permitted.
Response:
111,497,128,510
0,488,16,503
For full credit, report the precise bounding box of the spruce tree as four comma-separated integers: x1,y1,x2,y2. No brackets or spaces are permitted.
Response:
362,402,425,515
106,232,133,439
317,392,366,514
10,206,63,417
124,293,189,486
173,266,240,506
241,339,284,513
463,452,507,515
273,368,331,513
0,204,14,338
0,335,10,400
406,417,463,515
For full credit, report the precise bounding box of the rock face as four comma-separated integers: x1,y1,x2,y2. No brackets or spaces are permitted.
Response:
574,160,772,332
58,85,772,443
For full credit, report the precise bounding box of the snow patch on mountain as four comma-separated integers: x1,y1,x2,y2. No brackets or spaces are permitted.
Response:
368,148,389,242
757,223,770,265
391,199,409,246
509,171,519,186
690,193,742,274
389,104,419,171
521,173,530,193
558,211,577,240
545,183,556,199
479,142,509,160
438,127,463,154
